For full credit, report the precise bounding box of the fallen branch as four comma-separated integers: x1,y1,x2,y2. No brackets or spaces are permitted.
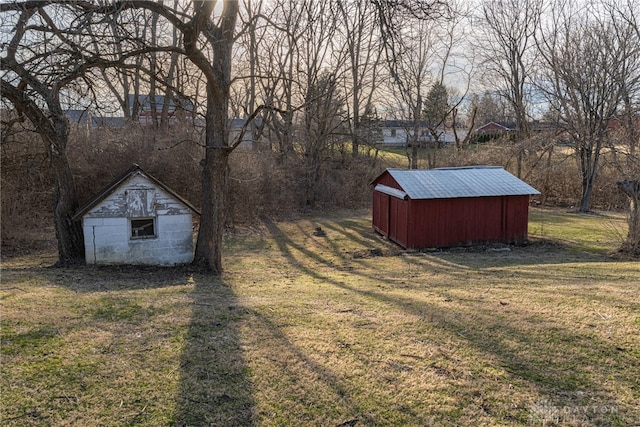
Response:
122,404,148,419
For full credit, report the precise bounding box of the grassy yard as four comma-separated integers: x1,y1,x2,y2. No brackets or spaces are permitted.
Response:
1,208,639,426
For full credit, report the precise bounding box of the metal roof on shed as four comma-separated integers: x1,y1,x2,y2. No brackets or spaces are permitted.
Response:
384,166,540,200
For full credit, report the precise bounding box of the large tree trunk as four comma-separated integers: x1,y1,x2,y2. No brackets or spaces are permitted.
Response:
410,144,418,169
185,0,238,273
1,80,84,264
50,143,84,264
49,116,84,264
194,145,231,273
193,81,232,273
578,181,594,213
577,137,602,213
617,179,640,256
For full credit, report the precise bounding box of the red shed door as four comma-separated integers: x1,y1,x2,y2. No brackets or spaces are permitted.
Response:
373,192,390,236
389,197,409,248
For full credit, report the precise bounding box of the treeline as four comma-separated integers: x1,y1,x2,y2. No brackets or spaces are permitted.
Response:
0,122,629,239
1,0,639,264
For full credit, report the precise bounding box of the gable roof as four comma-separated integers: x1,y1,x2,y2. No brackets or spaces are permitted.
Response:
64,109,127,129
72,164,200,220
382,120,431,128
65,109,91,124
377,166,540,200
474,121,515,133
128,94,194,113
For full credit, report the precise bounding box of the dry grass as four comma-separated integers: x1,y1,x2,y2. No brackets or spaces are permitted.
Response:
1,208,639,426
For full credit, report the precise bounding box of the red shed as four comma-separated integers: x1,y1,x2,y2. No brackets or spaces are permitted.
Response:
371,166,540,249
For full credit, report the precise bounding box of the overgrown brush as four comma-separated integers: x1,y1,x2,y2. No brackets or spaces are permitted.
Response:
0,125,631,252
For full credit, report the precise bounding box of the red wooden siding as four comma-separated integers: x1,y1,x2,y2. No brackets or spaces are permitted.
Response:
405,195,530,249
374,172,400,188
372,191,390,235
371,170,532,249
372,191,410,247
389,196,409,248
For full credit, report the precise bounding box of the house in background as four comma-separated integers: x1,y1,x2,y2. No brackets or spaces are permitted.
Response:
65,109,126,130
92,116,127,128
473,121,563,135
379,120,431,146
379,120,465,146
73,164,200,266
474,121,516,134
229,117,269,148
471,121,517,143
64,109,93,130
371,166,540,249
128,94,194,127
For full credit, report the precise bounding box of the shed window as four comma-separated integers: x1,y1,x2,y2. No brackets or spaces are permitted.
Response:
131,218,156,238
390,129,397,137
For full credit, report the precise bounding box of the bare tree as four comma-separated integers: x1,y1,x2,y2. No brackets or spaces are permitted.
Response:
96,7,148,121
333,0,384,157
228,1,254,120
536,0,638,212
244,0,354,206
470,91,514,127
96,3,187,127
83,0,239,273
372,0,459,169
248,0,305,156
302,71,346,206
294,1,344,205
176,0,239,273
617,179,640,255
0,2,93,264
381,17,440,169
429,0,476,156
477,0,543,177
606,0,640,255
381,10,471,168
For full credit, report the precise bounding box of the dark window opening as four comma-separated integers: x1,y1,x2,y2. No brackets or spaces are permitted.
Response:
131,218,156,238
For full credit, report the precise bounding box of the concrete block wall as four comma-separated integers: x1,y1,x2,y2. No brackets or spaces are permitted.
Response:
83,214,194,265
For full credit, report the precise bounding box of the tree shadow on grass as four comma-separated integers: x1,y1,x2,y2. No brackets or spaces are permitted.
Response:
268,211,621,269
240,307,378,425
261,215,621,295
329,279,639,425
175,273,256,426
260,215,639,425
0,262,256,426
1,263,198,292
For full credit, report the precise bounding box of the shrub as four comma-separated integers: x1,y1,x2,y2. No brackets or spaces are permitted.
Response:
1,125,630,253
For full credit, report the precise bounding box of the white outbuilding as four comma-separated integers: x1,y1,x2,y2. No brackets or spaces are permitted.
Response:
73,164,199,265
